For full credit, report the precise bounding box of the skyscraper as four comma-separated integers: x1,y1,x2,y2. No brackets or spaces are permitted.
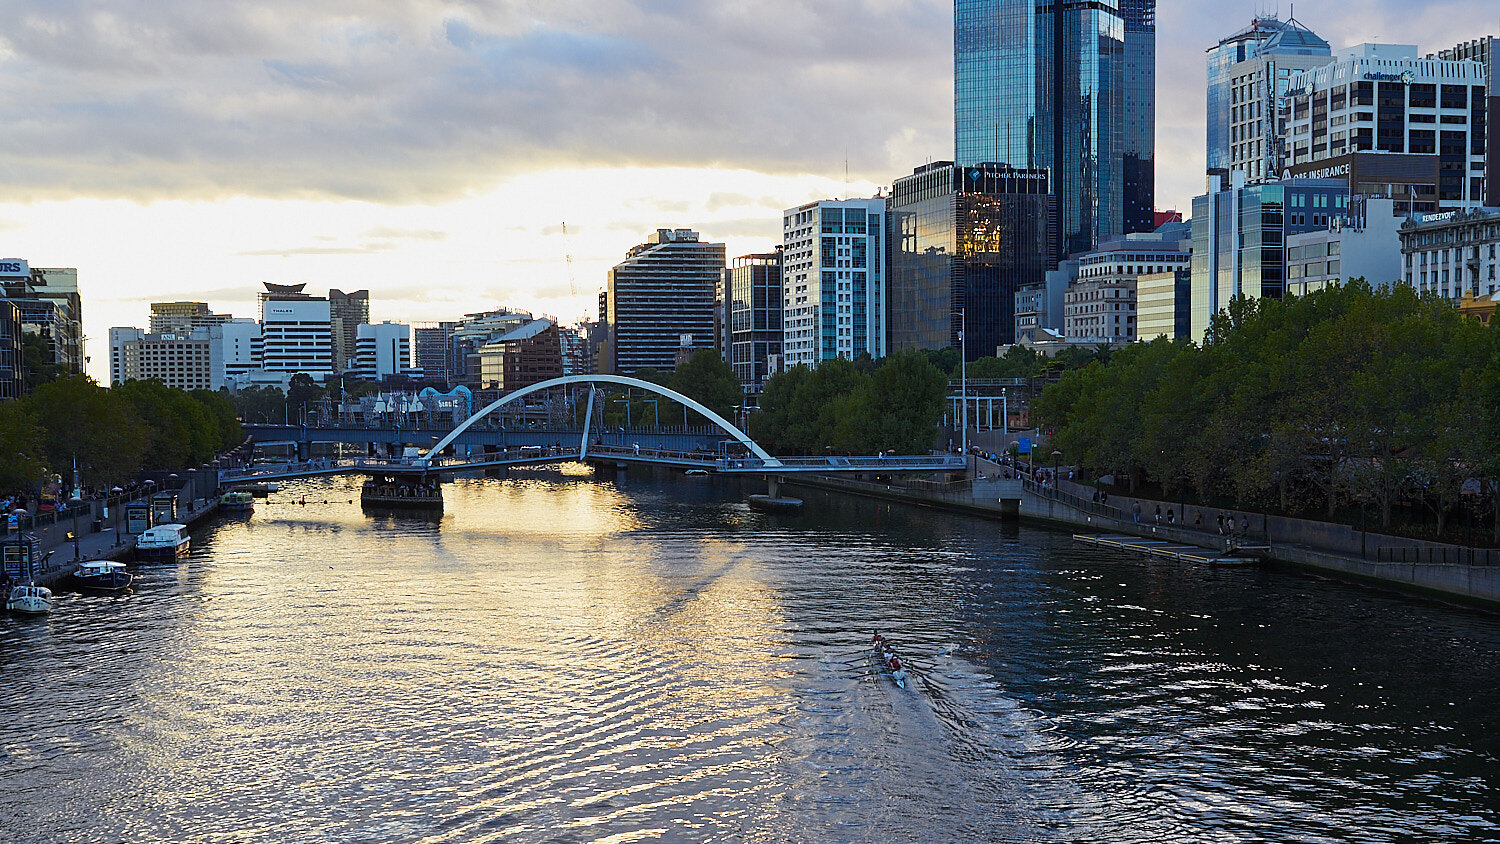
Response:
1205,15,1331,183
604,229,724,375
888,162,1056,358
955,0,1155,254
781,199,886,368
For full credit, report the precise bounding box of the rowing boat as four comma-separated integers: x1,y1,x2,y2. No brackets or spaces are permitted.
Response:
870,632,908,688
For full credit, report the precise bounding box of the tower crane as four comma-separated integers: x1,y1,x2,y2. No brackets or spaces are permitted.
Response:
561,221,578,299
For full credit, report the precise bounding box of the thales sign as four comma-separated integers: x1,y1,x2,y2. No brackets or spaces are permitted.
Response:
0,259,29,277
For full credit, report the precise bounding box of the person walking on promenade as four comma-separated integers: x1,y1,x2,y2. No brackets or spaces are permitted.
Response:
1216,514,1225,535
1167,508,1175,525
1133,502,1141,524
1154,505,1162,525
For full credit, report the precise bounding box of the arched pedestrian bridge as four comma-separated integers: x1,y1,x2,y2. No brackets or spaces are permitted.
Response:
224,375,965,484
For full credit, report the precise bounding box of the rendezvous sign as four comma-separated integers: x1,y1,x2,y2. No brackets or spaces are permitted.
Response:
0,259,29,277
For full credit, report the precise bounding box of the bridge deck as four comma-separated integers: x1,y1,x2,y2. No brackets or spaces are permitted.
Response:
219,445,965,484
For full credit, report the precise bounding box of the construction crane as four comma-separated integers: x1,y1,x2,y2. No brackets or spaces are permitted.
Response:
561,221,578,299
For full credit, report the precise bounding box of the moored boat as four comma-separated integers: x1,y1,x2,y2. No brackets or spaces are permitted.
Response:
70,560,132,591
137,523,190,560
218,490,255,512
361,473,443,510
6,583,53,614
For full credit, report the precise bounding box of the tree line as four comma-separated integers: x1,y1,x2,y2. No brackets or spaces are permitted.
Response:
749,350,947,455
1032,281,1500,542
0,376,243,493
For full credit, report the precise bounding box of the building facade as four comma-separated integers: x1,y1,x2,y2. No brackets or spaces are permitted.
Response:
350,322,414,382
724,251,783,394
0,301,23,399
1135,270,1191,341
955,0,1154,255
1206,14,1332,182
1286,197,1405,296
1429,36,1497,206
889,163,1056,358
1190,175,1350,341
604,229,724,375
1399,207,1500,300
1,261,84,377
1062,224,1189,343
329,289,370,374
782,202,885,368
473,319,562,393
109,330,216,391
149,302,231,336
259,285,334,379
1285,44,1488,209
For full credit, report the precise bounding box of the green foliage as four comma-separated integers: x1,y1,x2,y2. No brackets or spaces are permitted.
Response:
20,376,148,488
20,332,62,390
190,389,246,451
0,401,46,491
230,386,287,424
967,346,1045,380
749,353,946,455
667,350,741,421
1035,283,1500,535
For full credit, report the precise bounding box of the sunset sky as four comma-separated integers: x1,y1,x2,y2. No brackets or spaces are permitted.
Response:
0,0,1494,381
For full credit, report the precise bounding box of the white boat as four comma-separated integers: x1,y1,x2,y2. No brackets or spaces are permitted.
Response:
70,560,132,591
6,583,53,614
137,523,190,560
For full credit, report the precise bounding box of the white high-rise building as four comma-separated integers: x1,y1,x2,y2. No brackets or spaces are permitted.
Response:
260,297,333,379
781,198,886,368
351,322,413,382
1285,44,1489,209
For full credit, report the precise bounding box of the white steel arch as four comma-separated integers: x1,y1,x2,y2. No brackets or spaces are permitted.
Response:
417,374,781,468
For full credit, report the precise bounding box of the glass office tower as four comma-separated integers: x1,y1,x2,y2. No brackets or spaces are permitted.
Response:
955,0,1154,255
889,162,1057,359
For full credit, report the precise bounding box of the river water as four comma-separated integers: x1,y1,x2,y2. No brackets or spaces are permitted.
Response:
2,467,1497,843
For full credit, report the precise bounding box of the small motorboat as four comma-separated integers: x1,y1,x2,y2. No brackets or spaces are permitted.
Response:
137,524,191,560
6,583,53,614
684,468,711,477
70,560,132,592
871,632,909,689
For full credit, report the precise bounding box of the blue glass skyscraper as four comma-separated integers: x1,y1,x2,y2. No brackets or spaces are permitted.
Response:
955,0,1155,256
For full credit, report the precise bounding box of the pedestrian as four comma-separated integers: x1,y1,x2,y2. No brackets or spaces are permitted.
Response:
1132,502,1141,523
1194,511,1202,528
1216,514,1225,534
1240,516,1249,534
1167,508,1175,525
1154,505,1161,524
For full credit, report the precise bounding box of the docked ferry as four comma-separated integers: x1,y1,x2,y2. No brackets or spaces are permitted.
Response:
218,490,255,512
136,523,190,560
6,583,53,614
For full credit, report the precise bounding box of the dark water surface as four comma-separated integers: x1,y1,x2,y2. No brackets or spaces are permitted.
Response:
2,467,1497,843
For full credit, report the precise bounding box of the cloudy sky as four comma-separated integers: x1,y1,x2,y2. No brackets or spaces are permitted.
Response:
0,0,1494,381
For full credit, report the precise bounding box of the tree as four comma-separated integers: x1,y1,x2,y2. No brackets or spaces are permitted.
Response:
0,401,46,492
20,333,62,391
850,350,946,454
749,365,811,453
22,376,148,488
667,349,741,422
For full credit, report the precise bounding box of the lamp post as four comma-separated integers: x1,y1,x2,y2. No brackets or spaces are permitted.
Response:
68,495,82,562
1052,449,1062,487
642,399,659,429
611,398,631,430
950,308,967,463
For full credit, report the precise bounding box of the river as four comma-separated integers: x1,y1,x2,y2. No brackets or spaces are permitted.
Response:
2,467,1497,843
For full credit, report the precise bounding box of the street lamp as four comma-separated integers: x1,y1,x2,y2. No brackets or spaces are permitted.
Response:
950,308,967,461
68,495,82,562
642,398,659,429
611,397,632,430
1052,449,1062,486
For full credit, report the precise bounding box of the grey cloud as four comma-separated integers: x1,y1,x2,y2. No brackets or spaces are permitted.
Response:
0,0,951,202
1,0,1491,208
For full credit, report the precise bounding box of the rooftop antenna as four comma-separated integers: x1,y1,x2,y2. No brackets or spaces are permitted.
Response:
844,152,850,200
